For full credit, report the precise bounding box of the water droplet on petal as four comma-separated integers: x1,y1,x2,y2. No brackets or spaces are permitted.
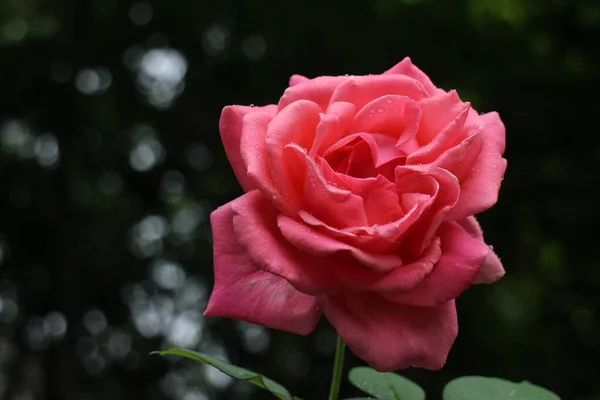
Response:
377,107,385,113
385,98,393,104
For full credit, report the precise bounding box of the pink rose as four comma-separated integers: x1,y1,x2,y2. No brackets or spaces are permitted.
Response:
205,58,506,371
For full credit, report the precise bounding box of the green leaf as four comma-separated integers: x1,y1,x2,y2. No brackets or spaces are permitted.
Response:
443,376,561,400
348,366,426,400
151,348,293,400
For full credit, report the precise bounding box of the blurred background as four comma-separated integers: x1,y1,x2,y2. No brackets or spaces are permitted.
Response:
0,0,599,399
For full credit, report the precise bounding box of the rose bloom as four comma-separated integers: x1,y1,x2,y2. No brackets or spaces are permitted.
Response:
205,58,506,371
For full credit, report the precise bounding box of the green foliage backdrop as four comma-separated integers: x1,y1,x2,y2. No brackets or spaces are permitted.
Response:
0,0,598,399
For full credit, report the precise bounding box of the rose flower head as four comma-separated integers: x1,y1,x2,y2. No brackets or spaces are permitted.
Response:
205,58,507,372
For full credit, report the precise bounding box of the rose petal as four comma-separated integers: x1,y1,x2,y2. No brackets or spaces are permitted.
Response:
278,215,403,272
329,75,428,110
324,133,405,170
322,293,458,371
289,74,310,87
443,112,507,219
336,174,404,225
369,237,441,293
309,102,357,157
457,216,505,284
240,110,296,215
232,190,366,295
265,100,322,209
408,100,471,165
232,190,417,293
299,210,400,254
349,95,422,147
395,166,460,255
384,221,488,307
219,105,277,191
278,76,347,111
384,57,443,96
285,144,368,228
204,199,321,335
415,91,470,146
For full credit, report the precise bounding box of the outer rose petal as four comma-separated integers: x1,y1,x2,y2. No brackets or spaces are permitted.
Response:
240,110,296,215
231,190,352,295
384,221,488,307
232,190,417,293
219,105,277,192
278,76,348,111
204,199,321,335
384,57,443,97
289,74,309,86
329,74,428,110
457,216,505,284
266,100,322,209
322,293,457,371
410,92,470,156
444,112,507,219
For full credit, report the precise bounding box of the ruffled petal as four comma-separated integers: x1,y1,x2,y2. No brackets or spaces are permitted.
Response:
309,102,357,157
415,90,470,146
395,166,460,255
289,74,309,87
457,217,505,284
265,100,322,210
443,112,507,219
329,75,428,110
205,199,321,335
384,221,488,307
278,215,403,272
336,174,404,225
285,144,368,228
408,101,471,165
231,190,364,295
278,76,347,111
349,95,421,147
384,57,442,96
322,293,458,371
240,110,296,215
219,105,277,191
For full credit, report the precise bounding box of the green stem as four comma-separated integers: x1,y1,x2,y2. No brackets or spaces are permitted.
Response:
327,335,346,400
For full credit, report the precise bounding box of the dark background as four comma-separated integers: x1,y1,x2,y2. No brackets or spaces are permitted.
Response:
0,0,599,399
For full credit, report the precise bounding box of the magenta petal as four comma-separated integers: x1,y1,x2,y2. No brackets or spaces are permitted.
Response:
457,217,505,284
322,293,457,371
384,57,442,96
219,105,277,191
384,221,488,307
205,198,321,335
